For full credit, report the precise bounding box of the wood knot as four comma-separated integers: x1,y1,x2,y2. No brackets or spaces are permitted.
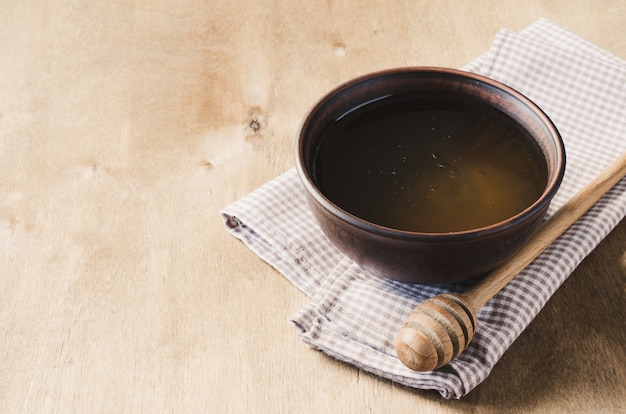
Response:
333,41,348,56
249,116,261,133
200,160,214,170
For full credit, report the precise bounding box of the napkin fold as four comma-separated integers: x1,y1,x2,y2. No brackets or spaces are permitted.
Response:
221,19,626,398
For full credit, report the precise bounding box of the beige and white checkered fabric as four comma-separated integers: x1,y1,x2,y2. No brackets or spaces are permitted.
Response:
222,19,626,398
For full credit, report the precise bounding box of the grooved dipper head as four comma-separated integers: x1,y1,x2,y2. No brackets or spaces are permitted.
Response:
395,293,477,371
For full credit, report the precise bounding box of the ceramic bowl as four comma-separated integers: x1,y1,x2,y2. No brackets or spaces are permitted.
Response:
295,67,565,284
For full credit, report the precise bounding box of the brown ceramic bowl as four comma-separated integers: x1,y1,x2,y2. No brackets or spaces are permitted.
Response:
295,67,565,284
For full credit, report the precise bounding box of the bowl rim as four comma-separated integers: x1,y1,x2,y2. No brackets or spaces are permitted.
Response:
295,66,566,242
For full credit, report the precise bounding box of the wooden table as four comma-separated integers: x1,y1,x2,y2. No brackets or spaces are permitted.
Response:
1,1,625,412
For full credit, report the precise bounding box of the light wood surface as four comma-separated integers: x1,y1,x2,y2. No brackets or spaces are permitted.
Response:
1,1,625,412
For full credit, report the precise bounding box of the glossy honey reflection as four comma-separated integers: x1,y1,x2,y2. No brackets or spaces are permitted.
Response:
313,95,548,233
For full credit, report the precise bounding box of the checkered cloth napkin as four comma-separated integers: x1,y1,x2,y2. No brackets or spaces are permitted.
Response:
221,19,626,398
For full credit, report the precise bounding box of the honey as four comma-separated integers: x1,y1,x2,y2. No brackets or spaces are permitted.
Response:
313,95,548,233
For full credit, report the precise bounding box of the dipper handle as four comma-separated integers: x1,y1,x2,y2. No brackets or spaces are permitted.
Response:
396,152,626,371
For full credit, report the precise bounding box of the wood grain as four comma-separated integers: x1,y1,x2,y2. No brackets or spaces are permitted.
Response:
1,1,625,412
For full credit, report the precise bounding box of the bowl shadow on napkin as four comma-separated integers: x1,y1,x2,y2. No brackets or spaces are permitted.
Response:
389,219,626,407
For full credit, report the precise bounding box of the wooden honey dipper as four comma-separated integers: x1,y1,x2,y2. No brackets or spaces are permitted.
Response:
395,152,626,371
